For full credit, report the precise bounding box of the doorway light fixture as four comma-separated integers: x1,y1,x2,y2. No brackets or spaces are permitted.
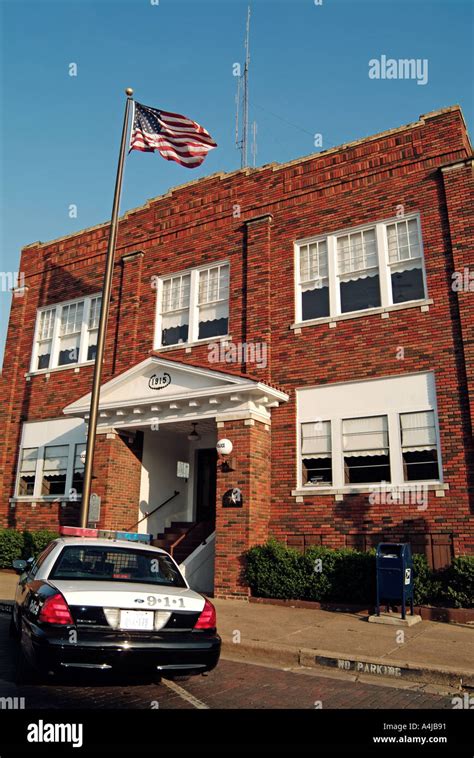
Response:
188,422,201,441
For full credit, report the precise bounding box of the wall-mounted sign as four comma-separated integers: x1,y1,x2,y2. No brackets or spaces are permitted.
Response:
148,372,171,391
177,461,190,479
222,488,243,508
88,493,101,523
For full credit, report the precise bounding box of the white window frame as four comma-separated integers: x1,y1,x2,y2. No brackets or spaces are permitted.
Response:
30,293,101,373
154,261,230,349
294,214,427,324
298,408,442,491
15,443,78,500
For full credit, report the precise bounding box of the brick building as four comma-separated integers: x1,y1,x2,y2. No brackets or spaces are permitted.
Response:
1,105,473,597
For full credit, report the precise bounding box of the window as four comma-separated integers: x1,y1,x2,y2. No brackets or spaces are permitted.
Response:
198,264,229,339
50,546,187,587
295,215,426,323
342,416,390,484
299,240,330,320
386,219,425,304
297,373,442,491
156,262,230,348
18,448,38,495
72,443,86,495
36,309,56,370
58,301,84,365
16,418,86,499
161,274,190,346
301,421,332,485
41,445,69,495
400,411,439,481
337,228,381,312
87,296,101,361
32,294,101,372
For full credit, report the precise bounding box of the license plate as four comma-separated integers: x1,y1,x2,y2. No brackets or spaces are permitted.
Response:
119,610,154,630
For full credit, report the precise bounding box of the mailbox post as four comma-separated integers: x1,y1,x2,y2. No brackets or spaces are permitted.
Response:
375,543,414,620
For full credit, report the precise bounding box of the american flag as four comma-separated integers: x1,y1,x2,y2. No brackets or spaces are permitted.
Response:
129,101,217,168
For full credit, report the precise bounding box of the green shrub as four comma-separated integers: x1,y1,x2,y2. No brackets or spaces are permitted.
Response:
244,540,473,609
441,556,474,608
245,540,377,605
23,529,59,559
0,529,24,569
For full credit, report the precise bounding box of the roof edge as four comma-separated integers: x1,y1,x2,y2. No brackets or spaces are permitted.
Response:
23,105,468,251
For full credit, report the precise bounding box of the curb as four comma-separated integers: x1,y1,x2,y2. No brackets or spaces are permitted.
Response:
221,638,473,690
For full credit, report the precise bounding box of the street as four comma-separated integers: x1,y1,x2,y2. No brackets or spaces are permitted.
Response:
0,616,454,710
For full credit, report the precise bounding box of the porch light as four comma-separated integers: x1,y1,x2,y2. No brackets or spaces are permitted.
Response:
188,422,201,441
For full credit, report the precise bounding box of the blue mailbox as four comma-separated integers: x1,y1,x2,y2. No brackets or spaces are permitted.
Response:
375,542,414,620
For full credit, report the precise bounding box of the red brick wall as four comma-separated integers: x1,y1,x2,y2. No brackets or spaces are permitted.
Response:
215,420,271,597
0,106,473,586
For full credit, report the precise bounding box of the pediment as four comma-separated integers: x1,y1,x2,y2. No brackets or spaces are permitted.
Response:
64,357,251,414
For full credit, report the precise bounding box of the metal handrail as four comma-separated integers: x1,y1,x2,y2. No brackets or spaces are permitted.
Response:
170,521,210,557
126,490,179,531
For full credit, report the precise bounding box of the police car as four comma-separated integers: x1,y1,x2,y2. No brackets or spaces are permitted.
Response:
10,527,220,680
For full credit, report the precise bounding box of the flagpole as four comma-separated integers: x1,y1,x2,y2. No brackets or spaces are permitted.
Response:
79,87,134,528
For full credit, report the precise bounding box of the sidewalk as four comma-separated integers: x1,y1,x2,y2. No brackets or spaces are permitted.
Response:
213,598,474,690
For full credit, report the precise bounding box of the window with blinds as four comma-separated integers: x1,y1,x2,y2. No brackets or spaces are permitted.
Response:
336,228,381,313
160,274,191,346
386,219,425,304
36,308,56,370
198,264,229,339
400,410,439,481
87,296,102,361
18,448,38,496
301,421,332,484
342,415,391,484
32,295,101,372
157,262,230,347
299,240,330,320
41,445,69,496
295,214,426,323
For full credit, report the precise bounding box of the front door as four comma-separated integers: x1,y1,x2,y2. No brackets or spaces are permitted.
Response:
195,448,217,525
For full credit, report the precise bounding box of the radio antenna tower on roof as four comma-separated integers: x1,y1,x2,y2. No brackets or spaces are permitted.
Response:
235,6,252,168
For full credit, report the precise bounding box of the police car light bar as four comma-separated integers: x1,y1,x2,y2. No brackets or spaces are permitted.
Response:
59,526,151,544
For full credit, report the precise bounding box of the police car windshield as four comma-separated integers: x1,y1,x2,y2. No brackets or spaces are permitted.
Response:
50,546,187,587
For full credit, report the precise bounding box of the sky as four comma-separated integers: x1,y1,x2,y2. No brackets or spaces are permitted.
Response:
0,0,473,363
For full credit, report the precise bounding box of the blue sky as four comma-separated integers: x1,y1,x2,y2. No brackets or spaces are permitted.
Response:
0,0,472,362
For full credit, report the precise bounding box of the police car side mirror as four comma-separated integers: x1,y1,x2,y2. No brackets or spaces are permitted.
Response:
12,559,28,574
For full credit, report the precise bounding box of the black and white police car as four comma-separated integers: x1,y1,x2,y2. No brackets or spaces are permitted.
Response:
10,527,220,680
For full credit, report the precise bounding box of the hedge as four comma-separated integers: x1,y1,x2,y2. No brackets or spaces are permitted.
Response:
0,529,59,569
245,539,474,609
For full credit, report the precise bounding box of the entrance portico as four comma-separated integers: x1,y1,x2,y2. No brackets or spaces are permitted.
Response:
63,356,288,596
